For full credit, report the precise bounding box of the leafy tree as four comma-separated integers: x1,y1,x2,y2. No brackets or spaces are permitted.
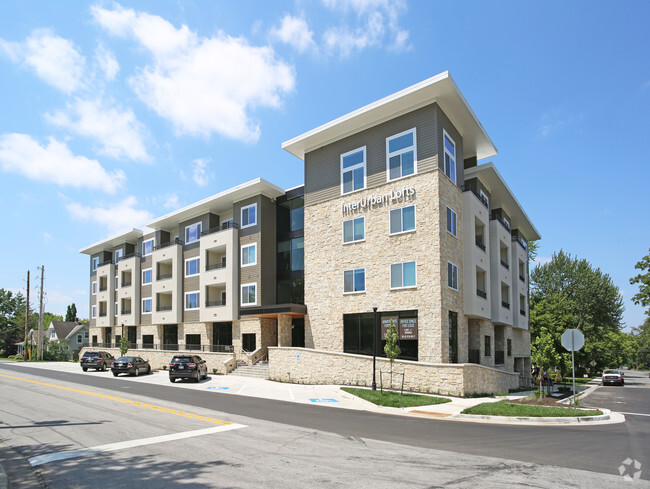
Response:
631,317,650,368
65,303,78,322
383,320,401,389
630,249,650,313
0,289,24,356
45,339,72,361
527,240,539,264
530,251,625,375
119,336,130,357
44,312,63,328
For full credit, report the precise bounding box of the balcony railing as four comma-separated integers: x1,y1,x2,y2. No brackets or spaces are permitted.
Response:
514,237,527,250
121,281,132,288
206,300,226,307
491,215,511,232
99,312,107,317
118,252,141,262
502,301,510,309
475,239,486,252
85,343,235,353
520,309,526,316
154,238,184,251
468,349,480,364
156,305,172,312
461,184,488,209
519,274,525,282
201,221,239,237
476,289,487,299
206,262,226,271
122,309,132,315
500,259,509,270
157,273,172,280
99,286,107,292
98,259,113,267
495,350,505,365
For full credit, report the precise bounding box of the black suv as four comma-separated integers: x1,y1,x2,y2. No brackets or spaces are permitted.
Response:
80,351,115,371
169,355,208,383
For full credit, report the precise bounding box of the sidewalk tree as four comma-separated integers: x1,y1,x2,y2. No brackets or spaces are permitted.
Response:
119,336,130,357
384,319,400,389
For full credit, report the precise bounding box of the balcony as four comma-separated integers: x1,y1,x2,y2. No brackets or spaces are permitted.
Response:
461,184,488,209
520,309,526,316
156,305,172,312
99,286,107,292
502,301,510,309
514,237,527,250
491,215,511,232
98,259,113,267
122,309,132,315
119,252,141,262
519,274,525,282
157,273,173,281
475,238,486,252
154,238,184,251
206,262,226,271
201,221,239,237
206,300,226,308
495,350,505,365
476,289,487,299
99,312,107,317
500,260,509,270
121,281,132,288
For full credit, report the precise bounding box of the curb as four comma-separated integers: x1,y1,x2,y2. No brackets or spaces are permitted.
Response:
451,408,613,424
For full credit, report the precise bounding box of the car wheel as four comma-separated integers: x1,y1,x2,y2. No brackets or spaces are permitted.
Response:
170,378,176,383
195,373,201,383
113,372,118,377
102,363,107,372
147,366,151,375
82,367,88,372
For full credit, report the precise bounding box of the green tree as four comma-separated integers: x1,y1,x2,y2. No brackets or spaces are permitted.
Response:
630,249,650,313
65,303,78,322
44,312,63,328
119,336,130,357
383,319,401,389
530,251,625,375
0,289,24,356
45,339,72,361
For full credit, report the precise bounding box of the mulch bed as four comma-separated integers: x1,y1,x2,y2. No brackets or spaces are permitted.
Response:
509,390,574,407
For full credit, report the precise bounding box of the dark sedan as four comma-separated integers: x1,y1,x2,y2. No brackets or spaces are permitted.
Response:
169,355,207,383
111,356,151,377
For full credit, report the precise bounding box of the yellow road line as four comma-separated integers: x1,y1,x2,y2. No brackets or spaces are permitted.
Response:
0,373,231,425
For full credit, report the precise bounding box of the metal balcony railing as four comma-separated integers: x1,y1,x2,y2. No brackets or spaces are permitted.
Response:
491,215,511,232
157,273,172,280
500,259,509,270
201,221,239,237
206,262,226,271
206,300,226,307
520,309,526,316
476,289,487,299
122,309,132,315
121,281,132,288
156,305,172,312
502,301,510,309
99,312,107,317
519,274,525,282
475,238,486,251
461,184,488,209
154,238,184,251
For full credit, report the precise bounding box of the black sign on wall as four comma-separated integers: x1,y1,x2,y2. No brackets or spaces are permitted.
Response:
381,316,418,340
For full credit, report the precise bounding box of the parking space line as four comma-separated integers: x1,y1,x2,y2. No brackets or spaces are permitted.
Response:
29,423,247,466
0,373,232,425
618,412,650,417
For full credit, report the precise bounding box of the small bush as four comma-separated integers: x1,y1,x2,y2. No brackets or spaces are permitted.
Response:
162,365,167,370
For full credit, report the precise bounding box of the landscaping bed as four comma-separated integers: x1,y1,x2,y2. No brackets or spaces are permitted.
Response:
341,387,451,408
462,399,601,417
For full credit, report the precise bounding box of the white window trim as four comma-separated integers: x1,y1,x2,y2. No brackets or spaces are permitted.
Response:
184,291,200,311
389,205,417,236
142,268,152,285
479,189,489,206
241,283,257,306
448,261,459,291
342,216,365,244
442,129,457,184
390,261,417,290
446,206,457,237
184,257,200,277
142,238,154,256
184,221,203,244
141,297,152,315
386,128,417,182
92,281,97,295
241,243,257,267
343,268,366,294
92,257,99,271
91,305,97,319
340,146,367,195
114,276,118,290
114,302,118,317
114,249,123,262
241,203,258,229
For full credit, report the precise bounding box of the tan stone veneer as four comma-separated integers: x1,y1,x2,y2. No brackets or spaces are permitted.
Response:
269,347,519,396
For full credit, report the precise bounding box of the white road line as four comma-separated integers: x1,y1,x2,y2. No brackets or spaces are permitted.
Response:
618,412,650,417
288,388,295,400
237,384,247,394
29,423,247,467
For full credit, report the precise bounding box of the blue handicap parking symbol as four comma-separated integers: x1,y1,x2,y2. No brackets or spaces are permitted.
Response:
206,386,230,391
309,398,338,403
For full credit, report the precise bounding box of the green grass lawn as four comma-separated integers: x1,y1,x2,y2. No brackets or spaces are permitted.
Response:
462,400,601,417
341,387,451,408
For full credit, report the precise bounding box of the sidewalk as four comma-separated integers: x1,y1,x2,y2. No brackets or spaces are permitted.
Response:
2,361,623,426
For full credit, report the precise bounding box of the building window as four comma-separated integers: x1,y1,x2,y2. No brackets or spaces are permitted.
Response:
185,222,202,244
241,283,257,306
387,128,416,181
241,203,257,229
277,237,304,273
446,207,457,236
447,262,458,290
341,147,366,194
85,331,89,339
92,281,97,295
507,338,512,357
391,261,416,289
185,258,200,277
449,311,458,363
114,302,118,316
344,268,365,293
142,239,154,256
114,276,118,290
343,217,365,243
142,298,152,314
77,334,82,343
185,291,200,310
91,305,97,318
443,130,456,184
114,249,123,263
241,243,257,267
484,335,491,357
142,268,152,285
390,205,416,234
92,257,99,271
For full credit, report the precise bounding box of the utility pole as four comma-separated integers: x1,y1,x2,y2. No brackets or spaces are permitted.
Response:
38,266,44,361
25,271,30,360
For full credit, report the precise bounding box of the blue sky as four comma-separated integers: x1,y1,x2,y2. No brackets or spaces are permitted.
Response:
1,1,648,330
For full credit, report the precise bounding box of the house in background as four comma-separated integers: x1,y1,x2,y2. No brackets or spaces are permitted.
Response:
46,321,89,358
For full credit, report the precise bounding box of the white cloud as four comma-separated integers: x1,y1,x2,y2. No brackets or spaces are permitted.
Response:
0,29,85,93
95,43,119,81
533,256,552,267
92,3,295,142
163,193,179,210
42,232,52,243
321,0,410,56
270,14,316,53
45,97,150,162
0,133,125,194
192,158,210,187
66,196,153,234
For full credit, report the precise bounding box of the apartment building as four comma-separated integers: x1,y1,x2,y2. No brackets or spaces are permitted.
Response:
81,71,539,394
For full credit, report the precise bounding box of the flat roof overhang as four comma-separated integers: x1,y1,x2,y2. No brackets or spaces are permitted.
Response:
79,228,143,255
146,177,285,231
465,162,541,241
240,303,307,319
282,71,497,162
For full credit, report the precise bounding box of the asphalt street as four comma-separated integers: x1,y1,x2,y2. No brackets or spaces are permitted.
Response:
1,363,648,488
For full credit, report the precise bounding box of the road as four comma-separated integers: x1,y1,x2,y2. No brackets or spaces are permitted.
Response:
0,363,648,488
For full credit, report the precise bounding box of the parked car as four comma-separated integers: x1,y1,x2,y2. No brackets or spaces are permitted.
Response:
602,369,624,386
169,355,207,383
111,356,151,377
80,351,115,372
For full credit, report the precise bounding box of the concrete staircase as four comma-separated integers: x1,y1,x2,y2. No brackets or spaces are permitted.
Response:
229,360,269,379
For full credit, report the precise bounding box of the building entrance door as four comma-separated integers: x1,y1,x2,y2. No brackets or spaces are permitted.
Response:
163,324,178,350
292,318,305,347
242,333,256,352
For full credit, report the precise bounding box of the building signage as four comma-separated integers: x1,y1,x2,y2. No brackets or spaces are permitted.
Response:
342,186,415,215
381,316,418,340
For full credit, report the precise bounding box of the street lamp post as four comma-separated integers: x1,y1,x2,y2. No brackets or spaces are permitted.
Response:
372,304,378,390
121,320,125,347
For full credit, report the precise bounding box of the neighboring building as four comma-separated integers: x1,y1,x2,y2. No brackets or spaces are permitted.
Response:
46,321,89,357
80,72,540,394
